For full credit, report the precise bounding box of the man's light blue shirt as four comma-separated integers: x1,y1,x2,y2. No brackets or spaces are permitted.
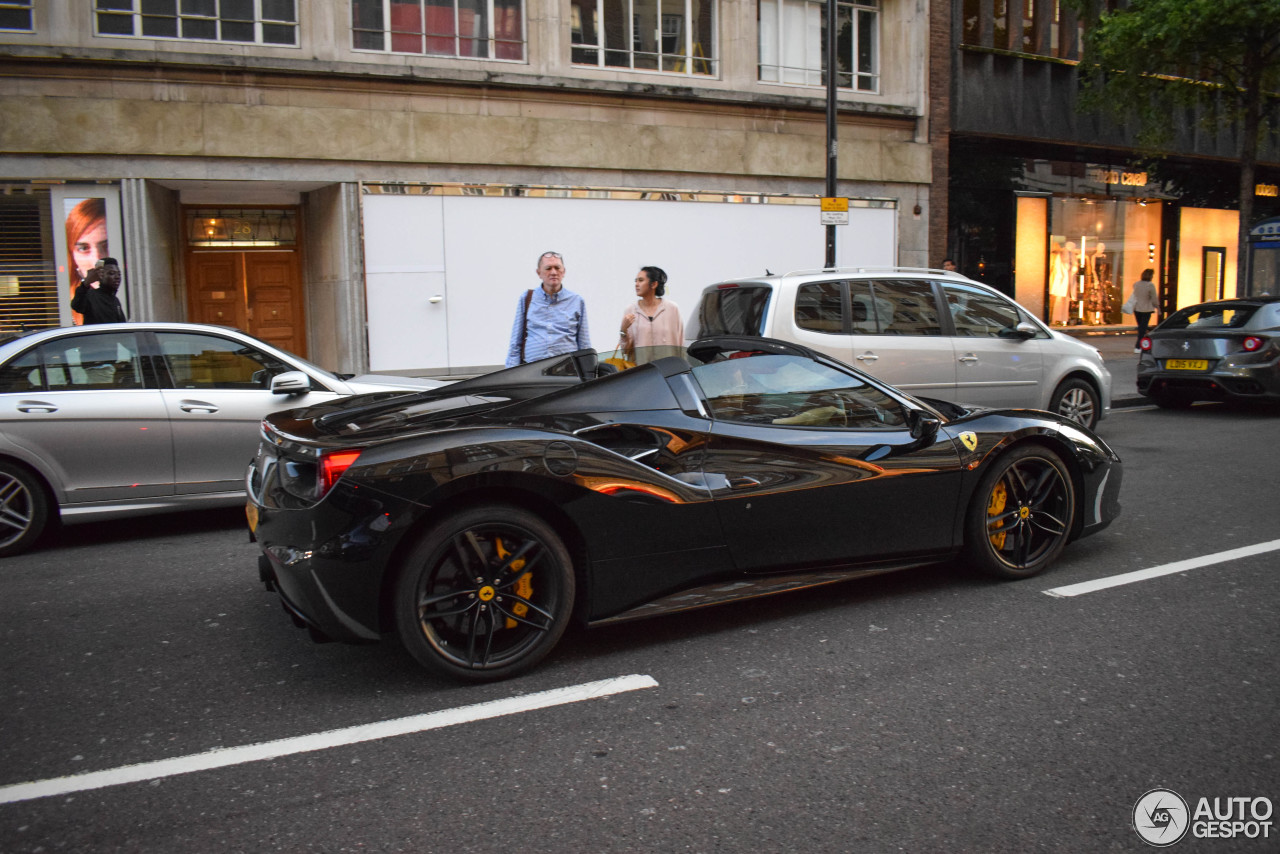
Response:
505,286,592,367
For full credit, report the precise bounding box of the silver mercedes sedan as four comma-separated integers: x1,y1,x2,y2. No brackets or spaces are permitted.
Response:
0,322,443,557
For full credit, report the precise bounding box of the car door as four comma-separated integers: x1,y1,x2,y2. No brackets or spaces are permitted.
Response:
689,354,964,573
0,330,174,502
151,330,345,495
844,279,958,400
940,282,1044,409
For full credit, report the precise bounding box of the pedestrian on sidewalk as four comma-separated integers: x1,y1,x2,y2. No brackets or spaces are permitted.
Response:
1123,268,1159,353
505,251,591,367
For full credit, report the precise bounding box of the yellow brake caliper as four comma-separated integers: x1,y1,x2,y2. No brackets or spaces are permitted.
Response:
494,538,531,629
987,481,1008,550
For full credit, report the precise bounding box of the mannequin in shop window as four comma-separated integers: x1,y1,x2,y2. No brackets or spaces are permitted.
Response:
1049,241,1076,325
1085,242,1113,325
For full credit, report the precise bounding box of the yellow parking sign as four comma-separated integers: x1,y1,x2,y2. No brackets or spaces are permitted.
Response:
820,197,848,225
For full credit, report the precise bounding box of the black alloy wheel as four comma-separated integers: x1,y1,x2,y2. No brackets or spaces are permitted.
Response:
0,462,50,558
395,506,574,682
963,444,1075,579
1050,378,1100,430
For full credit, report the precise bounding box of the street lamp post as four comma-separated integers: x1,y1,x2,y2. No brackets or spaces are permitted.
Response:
825,0,837,269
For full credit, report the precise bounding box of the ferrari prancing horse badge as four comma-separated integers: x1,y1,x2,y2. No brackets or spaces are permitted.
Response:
959,431,978,452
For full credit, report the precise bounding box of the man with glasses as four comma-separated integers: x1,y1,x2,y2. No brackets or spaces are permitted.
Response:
505,251,592,367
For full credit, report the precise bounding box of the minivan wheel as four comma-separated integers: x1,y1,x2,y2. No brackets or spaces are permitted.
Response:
1050,378,1099,430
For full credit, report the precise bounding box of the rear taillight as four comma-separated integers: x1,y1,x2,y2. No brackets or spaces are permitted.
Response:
1242,336,1265,352
1139,337,1152,352
319,449,362,497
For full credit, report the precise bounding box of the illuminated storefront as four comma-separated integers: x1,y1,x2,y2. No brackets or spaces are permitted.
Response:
950,140,1280,326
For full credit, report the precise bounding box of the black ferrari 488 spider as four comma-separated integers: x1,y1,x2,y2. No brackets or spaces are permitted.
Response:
247,337,1121,681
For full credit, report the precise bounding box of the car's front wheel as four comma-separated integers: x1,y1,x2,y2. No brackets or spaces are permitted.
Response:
0,462,51,558
963,445,1075,579
394,506,575,682
1050,377,1100,430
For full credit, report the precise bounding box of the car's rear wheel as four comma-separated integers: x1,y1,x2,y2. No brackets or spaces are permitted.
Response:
1050,378,1100,430
963,445,1075,579
0,462,50,558
394,506,574,682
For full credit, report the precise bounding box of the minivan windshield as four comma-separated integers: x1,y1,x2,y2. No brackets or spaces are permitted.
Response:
695,285,772,336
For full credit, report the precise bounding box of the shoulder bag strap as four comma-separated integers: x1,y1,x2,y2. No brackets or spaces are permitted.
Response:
518,288,534,364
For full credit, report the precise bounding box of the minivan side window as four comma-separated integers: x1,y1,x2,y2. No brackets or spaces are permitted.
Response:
696,285,772,336
859,280,942,335
794,282,845,334
943,285,1023,338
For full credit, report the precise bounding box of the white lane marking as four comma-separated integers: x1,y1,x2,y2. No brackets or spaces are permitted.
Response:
0,674,658,806
1044,539,1280,598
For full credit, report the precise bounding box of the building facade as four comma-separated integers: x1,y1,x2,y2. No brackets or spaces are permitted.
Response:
947,0,1280,327
1,0,937,375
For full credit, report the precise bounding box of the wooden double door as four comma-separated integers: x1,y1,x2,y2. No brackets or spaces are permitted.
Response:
187,251,307,357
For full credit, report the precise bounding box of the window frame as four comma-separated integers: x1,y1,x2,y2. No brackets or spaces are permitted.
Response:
570,0,718,77
757,0,879,93
351,0,527,61
0,0,34,32
93,0,299,47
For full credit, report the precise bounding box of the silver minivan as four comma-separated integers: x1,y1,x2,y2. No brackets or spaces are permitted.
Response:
687,267,1111,428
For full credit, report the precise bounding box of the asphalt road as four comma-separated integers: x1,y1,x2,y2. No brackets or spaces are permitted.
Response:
1,402,1277,853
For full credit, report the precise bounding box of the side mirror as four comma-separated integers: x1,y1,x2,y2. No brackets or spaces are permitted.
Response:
270,370,312,395
909,410,941,445
1011,321,1039,340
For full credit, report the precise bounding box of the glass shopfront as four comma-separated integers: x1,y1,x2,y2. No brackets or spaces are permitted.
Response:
1044,197,1163,328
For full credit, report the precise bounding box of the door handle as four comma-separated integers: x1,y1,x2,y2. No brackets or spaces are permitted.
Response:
17,401,57,413
179,401,220,414
958,353,979,364
428,295,444,304
728,475,762,490
855,352,879,362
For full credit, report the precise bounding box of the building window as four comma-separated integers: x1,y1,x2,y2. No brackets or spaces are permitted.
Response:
352,0,525,60
95,1,298,46
759,0,878,91
0,1,33,32
570,0,717,76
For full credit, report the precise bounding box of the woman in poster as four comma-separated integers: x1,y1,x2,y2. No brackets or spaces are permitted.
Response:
64,198,108,326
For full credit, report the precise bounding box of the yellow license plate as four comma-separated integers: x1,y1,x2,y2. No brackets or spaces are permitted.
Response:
245,501,259,532
1166,359,1209,371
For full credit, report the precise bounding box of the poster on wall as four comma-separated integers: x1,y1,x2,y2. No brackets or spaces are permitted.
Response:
49,185,125,326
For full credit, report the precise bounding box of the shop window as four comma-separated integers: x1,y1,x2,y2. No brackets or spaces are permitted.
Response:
571,0,716,75
352,0,525,60
0,188,59,333
758,0,877,91
95,1,298,45
0,1,33,31
1048,198,1162,327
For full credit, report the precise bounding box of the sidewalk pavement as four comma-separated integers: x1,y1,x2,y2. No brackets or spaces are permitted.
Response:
1059,326,1147,409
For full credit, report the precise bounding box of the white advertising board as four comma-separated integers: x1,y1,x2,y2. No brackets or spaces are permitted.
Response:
362,192,896,372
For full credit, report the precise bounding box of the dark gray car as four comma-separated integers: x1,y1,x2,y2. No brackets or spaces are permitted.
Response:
1136,297,1280,408
0,322,443,557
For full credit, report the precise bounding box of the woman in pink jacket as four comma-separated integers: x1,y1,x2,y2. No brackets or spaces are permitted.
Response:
619,266,683,363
